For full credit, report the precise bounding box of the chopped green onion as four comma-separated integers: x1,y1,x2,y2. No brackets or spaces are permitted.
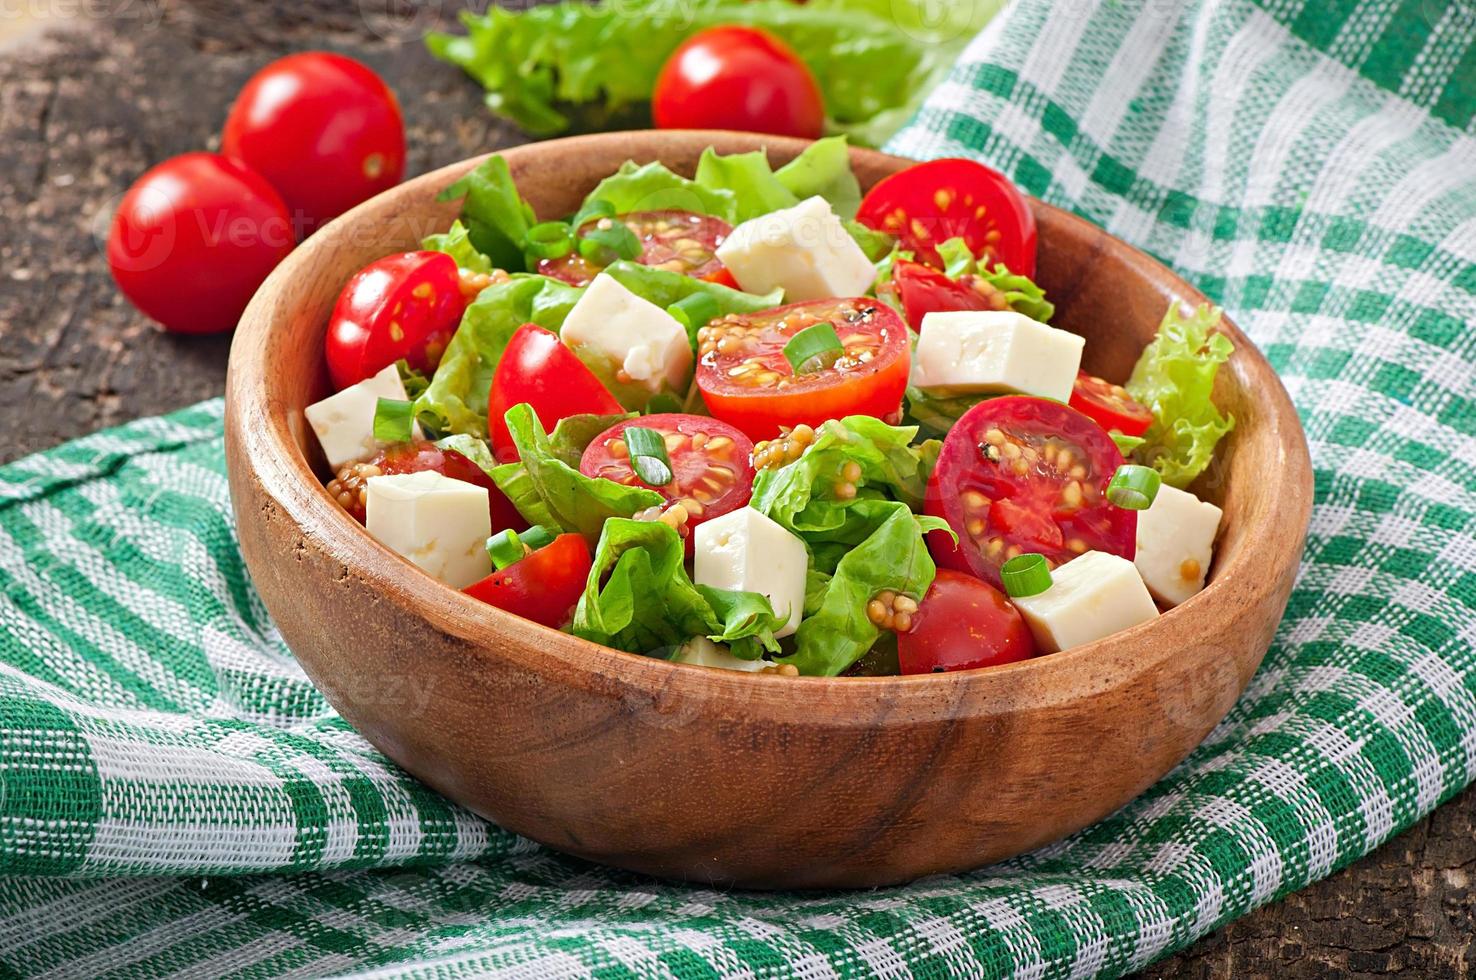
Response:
486,525,558,570
1001,553,1052,599
486,529,525,570
573,197,616,228
783,323,845,374
667,292,721,339
524,221,574,261
1107,464,1162,510
372,398,414,444
518,525,556,552
623,426,673,487
578,219,642,265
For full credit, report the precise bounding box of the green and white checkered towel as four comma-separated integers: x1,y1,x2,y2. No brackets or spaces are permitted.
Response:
3,0,1475,975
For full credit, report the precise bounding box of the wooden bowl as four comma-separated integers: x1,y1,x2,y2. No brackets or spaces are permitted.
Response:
226,131,1313,889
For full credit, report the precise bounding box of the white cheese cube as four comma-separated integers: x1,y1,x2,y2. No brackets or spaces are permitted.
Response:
1134,484,1222,607
693,507,808,638
304,363,421,471
674,637,772,673
365,471,491,589
716,195,876,301
910,310,1084,403
559,273,693,392
1012,550,1159,653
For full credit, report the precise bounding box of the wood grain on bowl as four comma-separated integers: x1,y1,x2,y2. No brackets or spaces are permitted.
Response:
225,131,1313,890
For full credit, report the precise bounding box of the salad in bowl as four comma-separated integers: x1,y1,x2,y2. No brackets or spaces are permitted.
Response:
303,139,1235,678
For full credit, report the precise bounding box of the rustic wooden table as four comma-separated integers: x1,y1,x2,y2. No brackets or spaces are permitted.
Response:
0,2,1471,976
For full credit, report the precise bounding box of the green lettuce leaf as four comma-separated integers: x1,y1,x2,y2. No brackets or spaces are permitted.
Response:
422,219,493,275
1125,303,1236,489
775,136,861,219
746,416,945,675
781,503,946,676
436,156,537,271
904,387,991,441
572,518,784,658
694,148,798,222
934,236,1055,322
492,404,661,544
583,160,739,220
433,433,499,478
427,0,1001,148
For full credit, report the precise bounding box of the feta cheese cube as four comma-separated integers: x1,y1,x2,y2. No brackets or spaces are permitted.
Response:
1011,550,1159,653
674,637,772,672
365,471,491,589
559,273,693,392
1134,484,1222,606
693,507,808,638
716,195,876,301
910,310,1084,403
304,363,421,471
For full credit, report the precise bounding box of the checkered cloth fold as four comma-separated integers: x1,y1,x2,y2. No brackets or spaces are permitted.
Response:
3,0,1475,975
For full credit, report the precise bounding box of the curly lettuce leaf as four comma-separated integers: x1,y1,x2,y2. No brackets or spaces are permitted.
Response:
491,404,661,544
422,220,493,275
746,416,945,675
572,518,784,658
436,156,537,272
1125,302,1236,489
935,236,1055,322
426,0,1002,147
781,503,946,676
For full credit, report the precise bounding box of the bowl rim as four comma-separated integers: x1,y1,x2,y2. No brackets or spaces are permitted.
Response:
228,129,1313,718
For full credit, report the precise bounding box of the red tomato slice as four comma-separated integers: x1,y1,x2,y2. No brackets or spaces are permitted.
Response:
695,298,910,441
1069,371,1155,437
487,324,622,463
537,211,731,286
580,414,755,538
325,251,470,390
327,440,525,534
884,259,1012,331
857,159,1037,276
464,533,592,629
897,570,1037,674
702,267,741,289
925,396,1136,588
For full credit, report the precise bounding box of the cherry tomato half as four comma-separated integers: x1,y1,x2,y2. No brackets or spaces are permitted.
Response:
487,324,623,463
857,158,1037,276
325,251,470,391
107,152,294,334
465,533,592,629
898,570,1036,674
328,440,525,534
696,298,911,442
538,211,731,286
925,396,1136,588
653,26,824,140
580,414,756,541
884,259,1011,331
1069,371,1155,438
223,52,405,231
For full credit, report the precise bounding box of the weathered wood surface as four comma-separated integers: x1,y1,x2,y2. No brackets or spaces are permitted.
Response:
0,2,1470,975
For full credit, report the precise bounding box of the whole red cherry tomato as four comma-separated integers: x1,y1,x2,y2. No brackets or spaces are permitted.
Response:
223,52,405,231
897,570,1036,674
107,152,294,335
324,251,470,391
653,27,824,139
487,324,622,463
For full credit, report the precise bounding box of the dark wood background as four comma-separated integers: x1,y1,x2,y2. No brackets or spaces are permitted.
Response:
0,1,1471,975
